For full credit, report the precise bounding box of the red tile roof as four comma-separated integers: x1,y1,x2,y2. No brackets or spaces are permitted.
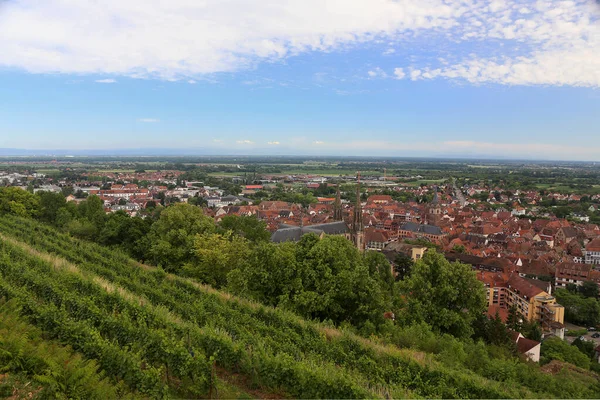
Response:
516,336,540,354
586,238,600,252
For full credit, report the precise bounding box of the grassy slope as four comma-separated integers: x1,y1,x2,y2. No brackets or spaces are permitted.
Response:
0,215,598,398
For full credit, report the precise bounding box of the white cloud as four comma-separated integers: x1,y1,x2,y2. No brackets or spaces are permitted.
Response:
187,79,197,84
313,140,325,145
236,140,254,144
0,0,461,80
138,118,159,123
95,78,116,83
402,0,600,87
267,141,280,145
0,0,597,87
393,67,405,79
411,45,600,87
409,69,422,80
212,139,223,143
382,48,396,55
367,67,387,79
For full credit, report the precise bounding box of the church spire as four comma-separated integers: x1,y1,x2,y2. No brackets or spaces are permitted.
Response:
351,172,365,250
333,182,342,221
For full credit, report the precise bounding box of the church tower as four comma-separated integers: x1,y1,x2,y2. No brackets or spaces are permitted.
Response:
351,172,365,251
333,183,343,221
427,186,442,226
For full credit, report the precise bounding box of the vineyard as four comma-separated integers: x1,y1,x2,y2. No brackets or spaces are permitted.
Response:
0,214,599,398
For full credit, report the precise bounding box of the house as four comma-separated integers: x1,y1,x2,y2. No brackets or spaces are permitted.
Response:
367,195,393,205
317,197,335,205
584,238,600,265
555,226,578,245
365,228,393,250
555,262,594,288
509,331,541,363
398,222,444,242
517,259,555,280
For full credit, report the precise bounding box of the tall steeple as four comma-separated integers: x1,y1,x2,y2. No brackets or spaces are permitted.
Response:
333,182,343,221
427,185,442,226
351,172,365,251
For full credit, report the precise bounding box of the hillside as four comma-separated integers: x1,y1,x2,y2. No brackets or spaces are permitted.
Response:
1,215,599,398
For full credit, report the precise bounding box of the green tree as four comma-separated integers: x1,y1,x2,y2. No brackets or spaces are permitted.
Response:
364,251,395,295
506,305,522,332
0,187,40,217
36,191,66,224
567,283,579,294
398,250,486,339
98,211,153,257
393,252,414,281
147,203,215,272
579,280,599,298
183,232,251,288
230,234,388,329
541,337,590,369
218,215,270,243
188,196,208,207
287,235,388,328
61,186,74,197
555,289,600,327
521,320,543,342
452,244,467,254
487,311,512,347
227,242,298,305
572,337,596,360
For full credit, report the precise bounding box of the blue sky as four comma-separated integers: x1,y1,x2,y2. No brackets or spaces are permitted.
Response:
0,0,599,160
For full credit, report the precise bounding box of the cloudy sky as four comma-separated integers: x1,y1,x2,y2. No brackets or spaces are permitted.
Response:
0,0,599,160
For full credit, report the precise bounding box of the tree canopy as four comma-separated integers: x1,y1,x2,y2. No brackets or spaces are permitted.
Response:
398,250,486,339
541,337,591,369
0,187,39,217
147,203,215,271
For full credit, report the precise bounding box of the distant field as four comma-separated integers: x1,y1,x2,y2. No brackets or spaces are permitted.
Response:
208,169,382,177
533,182,600,194
91,169,158,173
401,179,447,187
281,169,381,176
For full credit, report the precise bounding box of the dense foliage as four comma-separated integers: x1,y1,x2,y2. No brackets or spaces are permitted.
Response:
397,251,487,339
0,299,136,399
555,289,600,327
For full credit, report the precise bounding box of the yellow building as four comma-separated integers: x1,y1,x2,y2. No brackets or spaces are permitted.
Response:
478,272,564,328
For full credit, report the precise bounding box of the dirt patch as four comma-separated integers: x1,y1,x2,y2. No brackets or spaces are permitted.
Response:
215,366,286,400
541,360,596,377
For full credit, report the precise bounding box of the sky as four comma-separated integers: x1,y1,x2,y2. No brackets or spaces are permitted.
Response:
0,0,599,160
